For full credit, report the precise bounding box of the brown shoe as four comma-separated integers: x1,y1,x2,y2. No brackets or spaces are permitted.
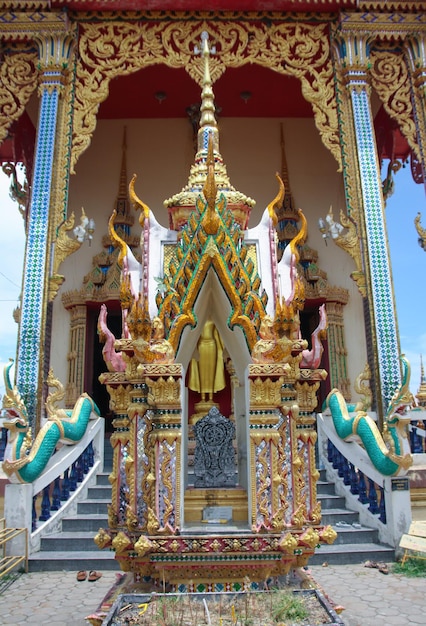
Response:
88,570,103,582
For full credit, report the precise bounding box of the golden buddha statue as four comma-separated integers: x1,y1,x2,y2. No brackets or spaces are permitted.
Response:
188,320,226,419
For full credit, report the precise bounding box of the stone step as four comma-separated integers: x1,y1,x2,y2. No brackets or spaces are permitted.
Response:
309,541,394,565
320,508,360,526
77,499,110,515
329,524,378,545
96,472,112,486
317,494,346,508
62,513,109,532
41,531,103,552
28,550,120,572
316,481,337,495
86,484,112,499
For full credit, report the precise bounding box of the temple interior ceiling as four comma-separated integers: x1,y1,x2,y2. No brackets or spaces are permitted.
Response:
98,64,314,120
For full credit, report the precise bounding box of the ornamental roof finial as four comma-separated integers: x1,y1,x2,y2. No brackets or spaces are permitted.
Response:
164,30,255,230
195,31,217,132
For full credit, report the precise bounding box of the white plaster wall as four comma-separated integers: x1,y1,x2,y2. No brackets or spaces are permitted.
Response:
51,116,367,400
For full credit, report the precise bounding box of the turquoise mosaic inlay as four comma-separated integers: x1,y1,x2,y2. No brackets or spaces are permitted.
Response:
351,87,400,409
17,87,60,425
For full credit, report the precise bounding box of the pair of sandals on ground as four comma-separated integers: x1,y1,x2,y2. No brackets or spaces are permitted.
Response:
364,560,389,574
77,570,103,582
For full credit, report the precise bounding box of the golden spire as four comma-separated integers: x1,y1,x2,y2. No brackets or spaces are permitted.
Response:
197,31,219,153
416,355,426,407
164,31,254,230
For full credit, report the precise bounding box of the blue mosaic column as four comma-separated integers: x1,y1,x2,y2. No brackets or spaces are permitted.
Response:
406,35,426,188
336,34,401,415
16,33,76,429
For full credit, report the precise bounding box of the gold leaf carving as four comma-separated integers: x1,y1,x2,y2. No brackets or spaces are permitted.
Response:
94,528,112,549
72,20,340,172
112,530,132,554
320,525,338,545
0,49,37,145
370,47,419,161
134,535,154,557
278,532,298,554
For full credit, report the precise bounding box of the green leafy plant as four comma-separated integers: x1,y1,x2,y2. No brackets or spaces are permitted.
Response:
270,591,309,623
393,557,426,577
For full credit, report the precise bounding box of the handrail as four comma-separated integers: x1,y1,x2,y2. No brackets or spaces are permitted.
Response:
32,416,103,496
317,410,412,549
4,415,105,555
318,409,384,487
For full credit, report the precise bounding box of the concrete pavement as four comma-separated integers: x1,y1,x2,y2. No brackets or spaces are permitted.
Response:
0,562,424,625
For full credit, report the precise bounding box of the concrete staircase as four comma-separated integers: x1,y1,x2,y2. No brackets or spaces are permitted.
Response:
310,469,394,565
29,438,119,572
29,453,393,572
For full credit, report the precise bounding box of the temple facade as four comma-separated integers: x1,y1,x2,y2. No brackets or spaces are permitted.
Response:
1,0,425,588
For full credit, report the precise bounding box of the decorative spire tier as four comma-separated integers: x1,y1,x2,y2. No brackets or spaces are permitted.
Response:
164,31,255,231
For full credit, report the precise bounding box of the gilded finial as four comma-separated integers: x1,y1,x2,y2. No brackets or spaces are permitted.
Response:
202,135,219,235
196,31,217,131
108,210,127,267
129,174,150,224
266,173,285,228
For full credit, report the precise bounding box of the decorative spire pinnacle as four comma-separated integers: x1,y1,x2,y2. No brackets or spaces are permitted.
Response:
416,354,426,407
197,32,217,130
195,31,219,155
164,31,255,230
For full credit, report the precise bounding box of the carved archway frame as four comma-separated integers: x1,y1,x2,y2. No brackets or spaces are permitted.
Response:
71,20,341,173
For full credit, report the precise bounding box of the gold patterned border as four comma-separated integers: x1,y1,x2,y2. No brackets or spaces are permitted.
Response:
340,10,426,36
0,11,68,39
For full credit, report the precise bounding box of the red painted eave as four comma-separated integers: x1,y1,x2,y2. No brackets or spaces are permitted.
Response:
51,0,355,11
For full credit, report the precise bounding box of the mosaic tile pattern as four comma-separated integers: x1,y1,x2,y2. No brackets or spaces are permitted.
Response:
17,88,59,425
351,87,401,410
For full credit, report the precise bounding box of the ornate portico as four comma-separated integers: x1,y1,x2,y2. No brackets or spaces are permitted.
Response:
0,0,424,589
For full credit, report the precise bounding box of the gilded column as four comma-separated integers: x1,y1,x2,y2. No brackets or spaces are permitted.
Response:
406,34,426,186
333,33,401,419
248,364,295,532
16,30,76,430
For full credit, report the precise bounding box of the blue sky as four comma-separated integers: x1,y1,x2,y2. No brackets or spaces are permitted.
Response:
0,163,425,400
385,162,426,397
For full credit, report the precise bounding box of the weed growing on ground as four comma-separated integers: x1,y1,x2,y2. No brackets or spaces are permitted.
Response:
110,589,333,625
270,591,309,623
392,557,426,577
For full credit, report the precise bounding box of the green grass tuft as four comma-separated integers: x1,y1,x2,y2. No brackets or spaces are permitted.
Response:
271,591,309,622
393,557,426,577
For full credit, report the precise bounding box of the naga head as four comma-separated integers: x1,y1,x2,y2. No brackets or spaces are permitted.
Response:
1,359,29,434
385,355,415,425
